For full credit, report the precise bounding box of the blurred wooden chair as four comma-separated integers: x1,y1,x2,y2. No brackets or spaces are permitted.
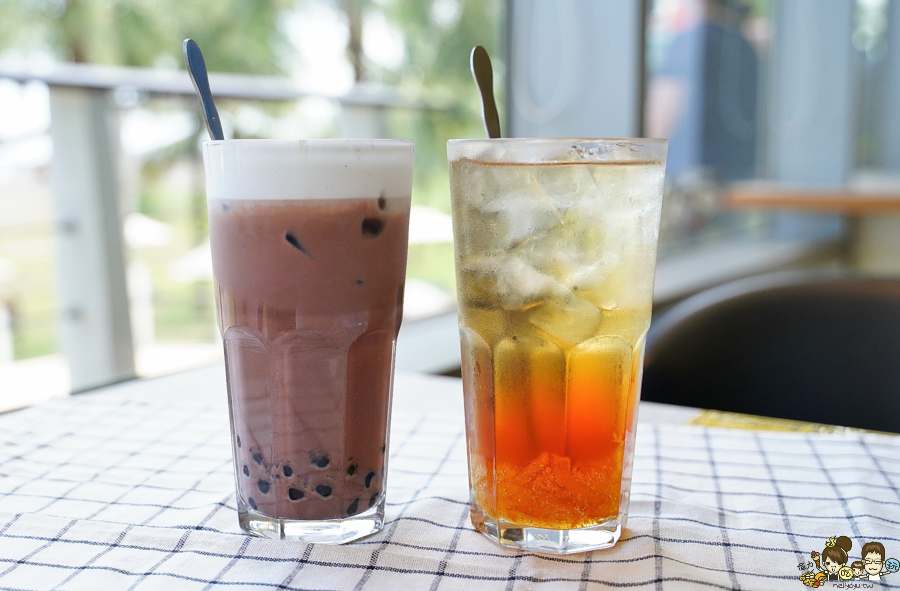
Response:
642,271,900,433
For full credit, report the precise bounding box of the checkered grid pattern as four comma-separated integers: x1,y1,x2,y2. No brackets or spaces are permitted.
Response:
0,377,898,591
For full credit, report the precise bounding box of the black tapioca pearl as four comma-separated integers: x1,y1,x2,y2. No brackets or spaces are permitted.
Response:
315,484,333,498
365,471,376,488
369,492,379,508
284,231,313,258
288,488,304,501
236,435,241,448
355,279,364,286
220,202,229,212
242,465,249,477
377,195,387,210
258,479,270,494
248,497,257,510
252,452,263,465
381,444,386,454
283,465,293,478
310,454,329,469
347,463,357,476
347,498,360,515
361,217,385,238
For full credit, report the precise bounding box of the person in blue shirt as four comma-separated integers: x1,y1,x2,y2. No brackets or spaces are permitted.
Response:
646,0,759,183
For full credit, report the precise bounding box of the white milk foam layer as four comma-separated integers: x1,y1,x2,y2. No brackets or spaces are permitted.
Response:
203,139,415,201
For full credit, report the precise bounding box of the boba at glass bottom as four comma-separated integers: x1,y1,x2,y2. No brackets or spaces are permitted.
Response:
238,496,385,544
469,501,622,554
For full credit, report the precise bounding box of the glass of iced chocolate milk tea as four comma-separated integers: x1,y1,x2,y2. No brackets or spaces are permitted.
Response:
203,139,413,543
448,139,666,554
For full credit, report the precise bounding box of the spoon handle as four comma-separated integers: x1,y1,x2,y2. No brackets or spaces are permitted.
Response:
470,46,501,139
183,39,224,141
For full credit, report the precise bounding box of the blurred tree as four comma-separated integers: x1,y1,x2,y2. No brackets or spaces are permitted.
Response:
328,0,504,105
333,0,505,290
0,0,299,335
344,0,366,82
377,0,502,90
0,0,505,215
319,0,503,199
355,0,505,211
0,0,294,74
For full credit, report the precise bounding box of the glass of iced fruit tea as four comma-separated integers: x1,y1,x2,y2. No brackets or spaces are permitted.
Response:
447,138,666,554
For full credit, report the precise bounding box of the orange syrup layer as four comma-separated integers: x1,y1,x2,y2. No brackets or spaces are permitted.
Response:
468,340,639,530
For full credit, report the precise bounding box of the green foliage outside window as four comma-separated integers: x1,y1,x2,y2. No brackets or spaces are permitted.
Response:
0,0,503,358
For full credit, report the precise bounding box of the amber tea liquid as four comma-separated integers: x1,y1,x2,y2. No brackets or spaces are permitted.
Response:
448,139,666,553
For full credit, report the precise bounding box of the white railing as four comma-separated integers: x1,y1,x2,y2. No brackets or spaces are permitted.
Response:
0,62,455,392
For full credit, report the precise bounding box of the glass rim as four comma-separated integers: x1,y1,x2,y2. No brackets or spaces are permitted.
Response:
203,138,414,148
447,137,667,164
447,137,667,145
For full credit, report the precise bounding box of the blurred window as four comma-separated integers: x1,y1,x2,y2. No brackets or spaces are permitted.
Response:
646,0,770,253
647,0,759,183
646,0,900,255
0,0,503,406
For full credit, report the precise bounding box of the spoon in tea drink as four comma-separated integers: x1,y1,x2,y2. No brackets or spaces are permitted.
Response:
183,38,224,141
470,45,501,139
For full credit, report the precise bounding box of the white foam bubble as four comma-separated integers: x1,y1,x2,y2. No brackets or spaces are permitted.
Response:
202,139,414,201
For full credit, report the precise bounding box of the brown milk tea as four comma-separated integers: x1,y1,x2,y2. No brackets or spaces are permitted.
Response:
203,139,414,542
210,196,409,521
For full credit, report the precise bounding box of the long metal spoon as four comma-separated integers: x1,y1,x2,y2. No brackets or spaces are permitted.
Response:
183,38,224,141
470,46,501,139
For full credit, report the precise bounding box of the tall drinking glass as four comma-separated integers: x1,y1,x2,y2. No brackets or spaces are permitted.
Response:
203,139,414,543
447,139,666,554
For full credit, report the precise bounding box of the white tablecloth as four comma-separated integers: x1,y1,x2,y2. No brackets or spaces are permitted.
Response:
0,366,898,590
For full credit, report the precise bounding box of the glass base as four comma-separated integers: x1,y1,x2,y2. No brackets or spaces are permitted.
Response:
470,502,622,554
237,496,385,544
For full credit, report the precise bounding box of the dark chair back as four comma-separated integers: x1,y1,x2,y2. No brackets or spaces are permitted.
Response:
642,271,900,433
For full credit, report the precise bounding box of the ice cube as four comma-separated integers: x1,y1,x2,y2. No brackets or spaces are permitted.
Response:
454,166,561,255
495,202,556,249
592,247,656,312
459,305,507,344
449,158,499,210
546,246,587,281
479,175,561,250
567,254,622,307
457,257,501,309
534,163,603,211
460,255,560,310
495,256,564,310
527,289,603,345
595,307,651,345
519,223,611,282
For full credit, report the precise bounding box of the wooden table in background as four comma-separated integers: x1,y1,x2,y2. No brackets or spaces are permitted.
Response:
727,182,900,274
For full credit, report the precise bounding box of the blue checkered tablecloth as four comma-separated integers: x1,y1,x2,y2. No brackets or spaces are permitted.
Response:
0,366,898,590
